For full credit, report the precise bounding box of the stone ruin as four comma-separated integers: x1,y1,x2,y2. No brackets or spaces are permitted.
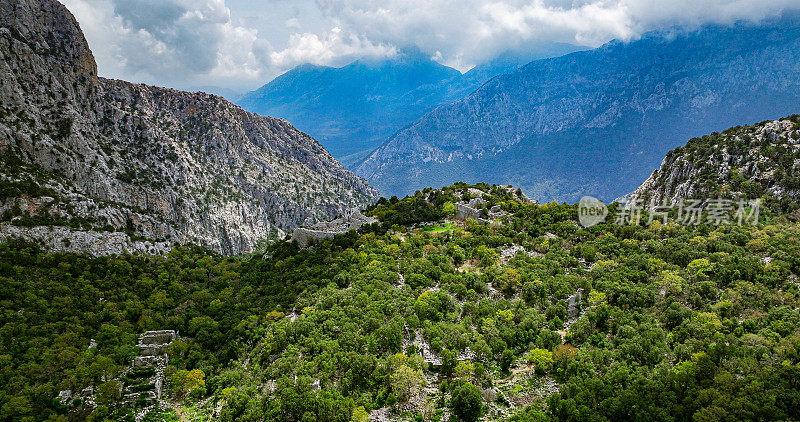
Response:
124,330,177,419
455,202,488,223
56,387,95,409
137,330,177,357
56,330,178,419
566,289,584,319
453,191,514,224
291,209,377,247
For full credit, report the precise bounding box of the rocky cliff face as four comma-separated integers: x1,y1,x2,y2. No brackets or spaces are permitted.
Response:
356,15,800,202
0,0,377,255
627,116,800,206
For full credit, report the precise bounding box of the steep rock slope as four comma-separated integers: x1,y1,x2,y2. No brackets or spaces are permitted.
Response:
356,15,800,201
628,116,800,208
0,0,377,255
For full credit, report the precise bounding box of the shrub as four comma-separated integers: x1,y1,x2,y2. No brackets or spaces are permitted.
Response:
450,381,482,422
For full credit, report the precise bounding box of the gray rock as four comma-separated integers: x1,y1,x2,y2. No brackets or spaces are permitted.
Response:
566,289,584,319
57,390,72,405
0,0,378,256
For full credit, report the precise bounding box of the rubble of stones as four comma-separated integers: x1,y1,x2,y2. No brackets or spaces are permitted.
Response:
452,186,530,224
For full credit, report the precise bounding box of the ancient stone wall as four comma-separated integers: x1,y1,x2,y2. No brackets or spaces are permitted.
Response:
291,210,377,247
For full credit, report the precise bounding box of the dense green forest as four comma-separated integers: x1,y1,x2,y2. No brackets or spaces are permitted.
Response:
1,183,799,421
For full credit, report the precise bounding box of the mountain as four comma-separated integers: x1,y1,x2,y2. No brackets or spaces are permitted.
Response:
355,15,800,202
628,115,800,209
0,0,377,256
236,45,584,159
236,49,460,159
459,43,586,88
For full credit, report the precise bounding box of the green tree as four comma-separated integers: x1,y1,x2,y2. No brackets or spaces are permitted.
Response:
450,381,483,422
443,202,457,217
351,406,369,422
524,349,553,375
390,365,425,402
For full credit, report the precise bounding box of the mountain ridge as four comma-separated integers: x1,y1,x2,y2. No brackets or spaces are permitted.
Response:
627,115,800,210
236,48,462,158
355,15,800,202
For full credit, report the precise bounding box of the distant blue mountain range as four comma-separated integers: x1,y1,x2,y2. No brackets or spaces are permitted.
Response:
355,13,800,201
236,45,583,161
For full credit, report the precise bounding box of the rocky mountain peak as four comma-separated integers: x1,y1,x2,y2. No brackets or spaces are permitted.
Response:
1,0,98,92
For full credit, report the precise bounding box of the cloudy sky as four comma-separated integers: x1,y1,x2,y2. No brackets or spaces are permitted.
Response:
62,0,799,93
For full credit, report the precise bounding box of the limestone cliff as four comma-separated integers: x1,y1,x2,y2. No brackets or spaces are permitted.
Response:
0,0,378,255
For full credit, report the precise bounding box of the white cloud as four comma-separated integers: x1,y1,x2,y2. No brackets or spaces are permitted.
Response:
62,0,800,90
63,0,275,90
285,17,302,29
269,26,397,68
63,0,399,90
316,0,799,70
